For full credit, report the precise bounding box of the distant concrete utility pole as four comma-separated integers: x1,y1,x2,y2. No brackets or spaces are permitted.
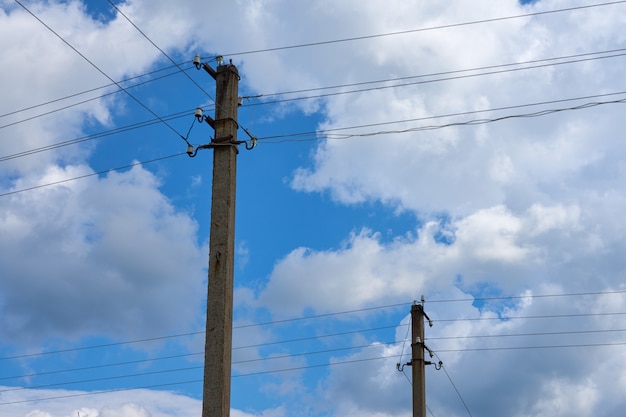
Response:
411,302,427,417
398,299,440,417
192,55,240,417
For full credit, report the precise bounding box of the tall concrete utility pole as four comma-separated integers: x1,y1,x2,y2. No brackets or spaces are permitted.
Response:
411,302,426,417
398,300,440,416
195,57,240,417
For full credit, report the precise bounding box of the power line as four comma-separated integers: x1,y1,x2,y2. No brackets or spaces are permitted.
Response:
7,0,625,128
0,290,626,361
0,364,202,393
4,47,624,164
0,323,397,363
0,355,398,406
2,290,625,361
5,332,626,395
0,379,202,406
4,3,625,140
4,333,625,407
0,340,400,394
5,86,623,169
426,289,626,304
242,50,626,109
106,0,216,103
0,63,192,122
0,329,200,361
258,93,626,144
3,41,623,131
322,97,626,139
233,324,398,350
5,324,626,385
0,153,184,198
257,90,626,141
233,302,408,329
435,340,626,353
0,107,203,163
0,66,192,131
0,352,202,382
434,311,626,323
13,0,190,145
433,353,474,417
214,1,626,58
4,325,624,384
0,326,399,381
427,327,626,341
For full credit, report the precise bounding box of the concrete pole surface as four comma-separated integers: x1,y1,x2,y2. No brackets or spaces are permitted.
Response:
411,303,426,417
202,63,239,417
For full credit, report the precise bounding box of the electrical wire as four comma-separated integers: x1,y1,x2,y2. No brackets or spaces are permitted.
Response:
3,325,626,405
2,317,626,393
7,328,626,407
4,325,625,385
233,325,398,350
4,324,626,386
397,316,412,370
427,327,626,341
0,352,202,382
434,311,626,323
0,364,202,393
0,354,401,406
0,339,402,394
3,44,624,134
6,335,626,392
107,0,216,103
5,86,621,167
0,326,400,381
3,21,624,135
257,90,626,142
2,290,625,362
259,48,626,97
433,352,474,417
5,89,623,197
435,340,626,353
0,379,203,406
232,302,408,329
213,1,626,58
3,1,626,409
0,66,193,131
0,107,202,163
13,0,191,145
241,50,626,109
4,333,626,407
427,288,626,304
3,48,624,164
6,326,625,384
0,63,193,120
0,324,398,364
3,1,624,145
258,94,626,144
0,153,185,198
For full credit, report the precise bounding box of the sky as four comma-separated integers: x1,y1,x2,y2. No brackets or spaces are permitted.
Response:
2,0,626,416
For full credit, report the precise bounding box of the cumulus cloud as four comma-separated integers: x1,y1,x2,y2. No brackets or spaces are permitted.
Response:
0,0,213,348
0,388,199,417
3,0,626,417
256,201,605,317
288,0,626,217
0,164,205,344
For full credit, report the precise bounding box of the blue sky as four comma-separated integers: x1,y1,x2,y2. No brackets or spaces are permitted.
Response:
2,1,626,417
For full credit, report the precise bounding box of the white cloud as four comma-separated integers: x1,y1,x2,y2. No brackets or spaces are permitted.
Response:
285,1,626,218
256,201,595,317
0,388,198,417
3,0,626,417
0,164,205,344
